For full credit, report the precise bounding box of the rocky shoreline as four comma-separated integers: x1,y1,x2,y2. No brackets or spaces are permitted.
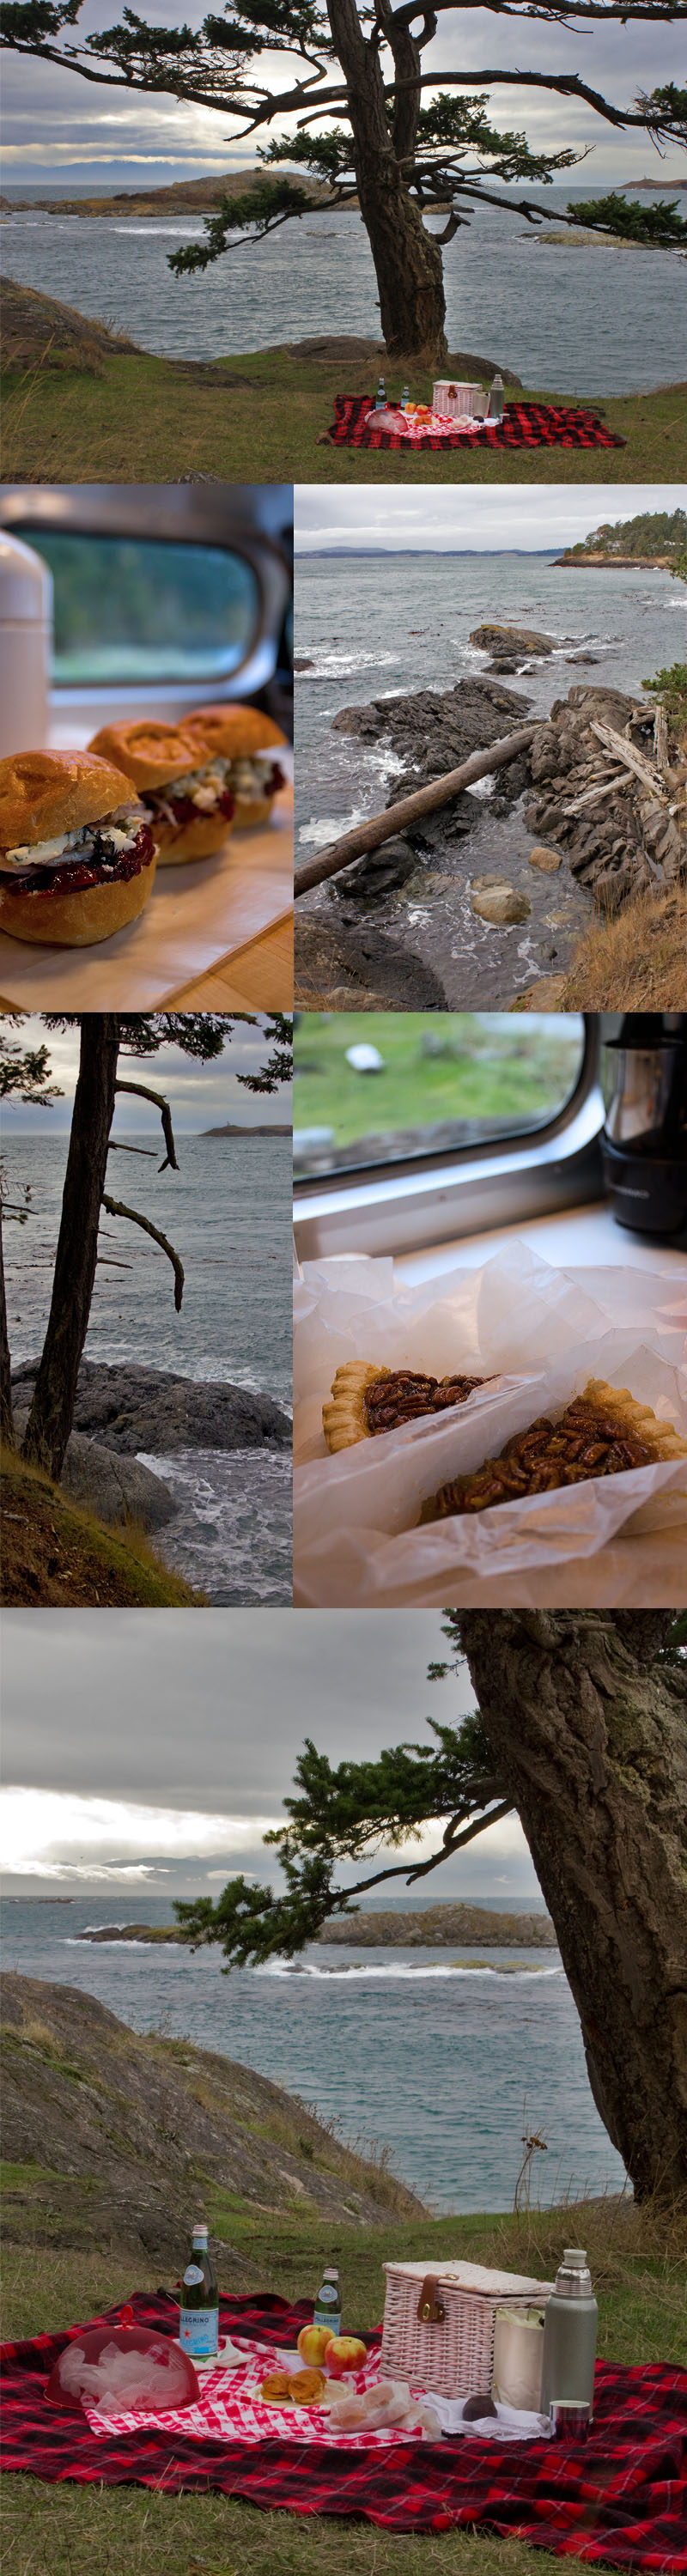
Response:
10,1360,291,1534
295,652,685,1008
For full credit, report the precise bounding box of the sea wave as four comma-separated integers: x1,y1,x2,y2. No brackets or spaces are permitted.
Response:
257,1959,563,1982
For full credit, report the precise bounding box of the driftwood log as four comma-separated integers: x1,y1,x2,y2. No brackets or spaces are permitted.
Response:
293,725,536,897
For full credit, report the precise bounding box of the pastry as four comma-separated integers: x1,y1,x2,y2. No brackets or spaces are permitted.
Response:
420,1379,687,1521
323,1361,487,1452
259,2365,327,2406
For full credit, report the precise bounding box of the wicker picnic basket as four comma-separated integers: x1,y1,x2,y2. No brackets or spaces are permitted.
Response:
380,2261,554,2397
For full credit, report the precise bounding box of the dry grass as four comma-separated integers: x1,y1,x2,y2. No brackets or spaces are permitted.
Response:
561,879,687,1008
0,1443,205,1608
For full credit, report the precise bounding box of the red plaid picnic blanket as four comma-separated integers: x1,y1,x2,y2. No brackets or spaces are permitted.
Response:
328,394,626,450
3,2292,686,2566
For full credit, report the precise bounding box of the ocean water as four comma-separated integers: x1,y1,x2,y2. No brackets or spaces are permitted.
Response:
3,1131,293,1605
294,550,687,1002
3,187,686,391
4,1897,628,2212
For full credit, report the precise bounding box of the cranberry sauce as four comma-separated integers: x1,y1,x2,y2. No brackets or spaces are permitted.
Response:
155,788,235,829
0,823,155,899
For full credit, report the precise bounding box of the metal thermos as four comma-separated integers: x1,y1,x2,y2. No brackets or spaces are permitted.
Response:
0,532,52,756
540,2249,598,2424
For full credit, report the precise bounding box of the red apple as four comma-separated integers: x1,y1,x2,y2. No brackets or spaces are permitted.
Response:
296,2324,336,2368
325,2336,368,2379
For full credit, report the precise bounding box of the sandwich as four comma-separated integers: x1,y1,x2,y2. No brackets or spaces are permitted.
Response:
323,1361,488,1451
88,720,235,866
419,1381,687,1522
0,749,156,947
184,705,288,828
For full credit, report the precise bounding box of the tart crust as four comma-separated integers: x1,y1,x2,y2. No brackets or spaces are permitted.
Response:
420,1378,687,1522
323,1361,486,1452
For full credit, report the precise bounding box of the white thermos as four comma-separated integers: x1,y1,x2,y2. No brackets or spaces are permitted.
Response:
0,531,53,756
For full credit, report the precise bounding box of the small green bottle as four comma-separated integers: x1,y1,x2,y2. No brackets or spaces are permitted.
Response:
179,2220,219,2360
375,378,386,410
313,2266,342,2336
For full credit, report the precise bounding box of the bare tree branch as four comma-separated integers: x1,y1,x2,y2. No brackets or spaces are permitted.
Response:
113,1079,179,1172
101,1194,185,1309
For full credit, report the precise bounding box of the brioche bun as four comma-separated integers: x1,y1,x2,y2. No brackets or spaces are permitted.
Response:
88,720,204,792
0,844,157,948
0,747,134,851
185,705,288,760
154,810,233,867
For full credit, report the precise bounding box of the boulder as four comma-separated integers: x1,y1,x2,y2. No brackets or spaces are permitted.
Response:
471,881,532,925
331,836,417,899
9,1399,177,1530
11,1360,291,1454
469,623,555,658
528,844,563,872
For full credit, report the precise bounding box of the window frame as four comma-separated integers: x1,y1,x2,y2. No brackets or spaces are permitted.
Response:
0,483,292,717
294,1017,606,1262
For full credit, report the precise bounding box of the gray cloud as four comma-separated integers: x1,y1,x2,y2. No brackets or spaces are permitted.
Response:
1,1610,538,1899
1,1018,291,1132
3,4,684,181
294,484,687,554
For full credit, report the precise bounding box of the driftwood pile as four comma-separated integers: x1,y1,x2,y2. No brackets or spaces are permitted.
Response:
526,686,686,910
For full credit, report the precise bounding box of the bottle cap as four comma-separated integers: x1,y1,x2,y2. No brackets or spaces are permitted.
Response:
323,2268,338,2281
192,2221,209,2239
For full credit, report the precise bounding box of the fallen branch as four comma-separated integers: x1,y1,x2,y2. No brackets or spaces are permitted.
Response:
293,727,536,896
590,722,667,802
101,1195,185,1310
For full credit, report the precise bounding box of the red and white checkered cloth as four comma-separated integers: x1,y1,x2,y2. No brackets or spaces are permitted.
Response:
83,2341,426,2450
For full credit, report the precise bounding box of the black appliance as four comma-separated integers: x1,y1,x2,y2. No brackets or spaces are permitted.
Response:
601,1014,687,1236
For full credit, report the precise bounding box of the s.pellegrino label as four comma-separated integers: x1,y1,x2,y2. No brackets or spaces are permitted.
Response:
313,2268,341,2337
179,2224,219,2359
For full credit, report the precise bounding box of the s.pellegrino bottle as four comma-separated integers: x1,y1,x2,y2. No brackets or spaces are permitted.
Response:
540,2249,598,2428
375,378,386,410
313,2266,342,2337
179,2221,219,2360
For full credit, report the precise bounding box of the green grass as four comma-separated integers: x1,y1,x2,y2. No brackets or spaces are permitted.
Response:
1,1444,206,1608
3,2200,685,2576
3,347,686,482
293,1013,584,1151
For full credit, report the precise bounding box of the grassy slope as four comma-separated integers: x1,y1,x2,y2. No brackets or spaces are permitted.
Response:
561,883,687,1010
2,347,685,483
293,1013,581,1146
3,2196,685,2576
1,1446,204,1607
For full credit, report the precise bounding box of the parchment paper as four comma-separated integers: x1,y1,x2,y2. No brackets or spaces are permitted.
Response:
294,1242,687,1606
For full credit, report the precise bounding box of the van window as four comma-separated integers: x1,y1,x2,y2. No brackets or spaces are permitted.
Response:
294,1012,586,1177
12,530,260,684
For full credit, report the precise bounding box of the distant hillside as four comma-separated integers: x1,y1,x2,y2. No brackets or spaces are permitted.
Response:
560,507,686,568
201,1122,292,1136
4,167,335,219
319,1904,557,1947
1,1974,423,2263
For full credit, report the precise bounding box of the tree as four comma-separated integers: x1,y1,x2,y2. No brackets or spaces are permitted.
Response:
0,1020,64,1447
2,1,686,361
3,1012,292,1481
175,1610,687,2202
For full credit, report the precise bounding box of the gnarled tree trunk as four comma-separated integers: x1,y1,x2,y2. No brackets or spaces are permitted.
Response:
327,0,447,363
456,1611,687,2201
0,1212,12,1446
21,1016,120,1482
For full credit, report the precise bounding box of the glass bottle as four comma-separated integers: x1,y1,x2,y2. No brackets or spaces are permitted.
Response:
179,2220,219,2360
375,378,386,410
313,2265,342,2336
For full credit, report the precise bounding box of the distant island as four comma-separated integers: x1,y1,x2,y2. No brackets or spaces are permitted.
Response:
76,1902,557,1949
0,167,334,220
556,506,685,570
201,1122,291,1136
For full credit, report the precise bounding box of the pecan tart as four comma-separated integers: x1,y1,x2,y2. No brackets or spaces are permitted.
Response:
323,1360,487,1452
420,1379,687,1522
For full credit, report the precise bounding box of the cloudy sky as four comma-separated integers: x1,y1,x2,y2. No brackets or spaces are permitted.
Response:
294,484,687,555
3,5,685,185
1,1609,538,1903
1,1016,291,1133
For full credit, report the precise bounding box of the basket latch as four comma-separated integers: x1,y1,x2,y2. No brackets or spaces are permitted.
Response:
416,2275,446,2324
